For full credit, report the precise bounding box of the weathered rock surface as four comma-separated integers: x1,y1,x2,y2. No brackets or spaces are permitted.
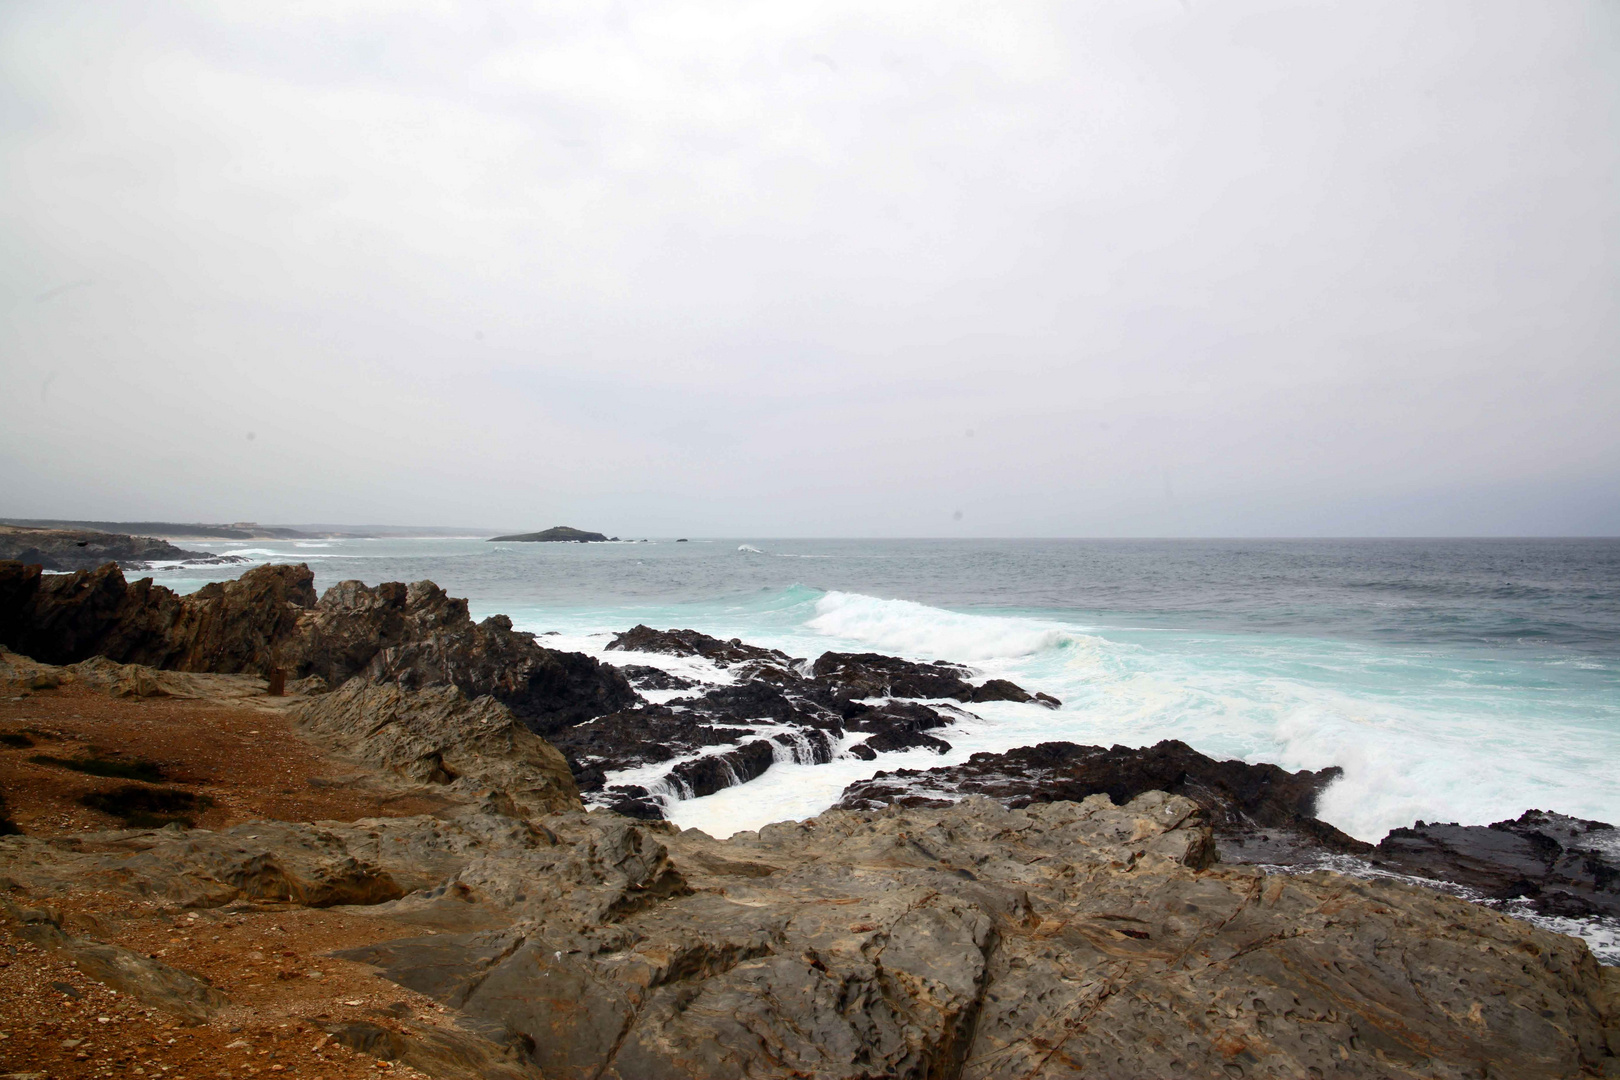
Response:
295,582,638,735
1371,810,1620,920
4,795,1617,1078
0,524,243,572
318,1018,542,1080
290,680,582,817
488,527,609,543
836,738,1366,856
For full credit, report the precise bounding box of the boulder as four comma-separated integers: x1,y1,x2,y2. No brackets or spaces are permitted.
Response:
606,625,795,669
299,581,638,735
836,739,1366,857
1371,809,1620,919
290,680,582,817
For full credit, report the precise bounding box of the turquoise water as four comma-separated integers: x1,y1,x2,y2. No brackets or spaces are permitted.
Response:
155,537,1620,840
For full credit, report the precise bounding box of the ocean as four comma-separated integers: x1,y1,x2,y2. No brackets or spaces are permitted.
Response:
156,537,1620,843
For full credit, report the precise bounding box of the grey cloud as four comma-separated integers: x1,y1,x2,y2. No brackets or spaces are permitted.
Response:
0,0,1615,534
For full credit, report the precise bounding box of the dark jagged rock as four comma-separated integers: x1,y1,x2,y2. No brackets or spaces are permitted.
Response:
811,650,974,700
0,562,636,736
611,664,697,691
285,581,635,735
842,700,953,758
810,651,1056,707
488,527,608,542
836,739,1365,856
0,524,245,572
0,560,314,672
668,741,781,799
565,632,1066,815
606,625,795,669
1370,810,1620,919
671,681,832,728
549,705,758,792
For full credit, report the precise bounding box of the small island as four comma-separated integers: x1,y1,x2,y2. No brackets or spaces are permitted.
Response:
488,526,611,543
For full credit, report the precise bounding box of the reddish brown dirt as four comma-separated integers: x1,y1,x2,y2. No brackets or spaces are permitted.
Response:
0,684,474,1080
0,894,455,1080
0,685,452,836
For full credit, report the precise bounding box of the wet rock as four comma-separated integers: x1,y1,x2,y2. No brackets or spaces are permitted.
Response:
810,651,976,700
556,640,1070,814
1371,809,1620,919
835,739,1366,857
548,705,758,791
611,664,697,692
809,651,1049,707
606,626,795,669
842,700,953,756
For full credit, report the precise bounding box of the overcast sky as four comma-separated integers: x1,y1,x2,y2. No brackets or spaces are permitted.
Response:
2,1,1616,536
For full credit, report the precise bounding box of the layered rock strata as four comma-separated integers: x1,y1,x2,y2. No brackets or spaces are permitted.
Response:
2,795,1617,1078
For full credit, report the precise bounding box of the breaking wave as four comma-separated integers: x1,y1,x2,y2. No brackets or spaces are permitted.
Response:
807,591,1073,661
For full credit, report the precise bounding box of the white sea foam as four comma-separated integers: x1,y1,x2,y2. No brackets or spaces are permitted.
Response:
647,591,1620,850
808,591,1073,661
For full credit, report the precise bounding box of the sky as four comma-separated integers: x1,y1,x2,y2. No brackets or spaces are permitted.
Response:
2,1,1617,537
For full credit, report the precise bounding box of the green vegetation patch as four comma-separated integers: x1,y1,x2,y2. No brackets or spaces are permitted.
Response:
30,753,166,782
80,785,213,829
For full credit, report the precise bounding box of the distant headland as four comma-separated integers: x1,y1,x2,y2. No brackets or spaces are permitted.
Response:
488,526,614,543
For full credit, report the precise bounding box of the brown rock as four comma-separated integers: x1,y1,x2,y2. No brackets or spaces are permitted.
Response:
7,794,1614,1078
290,680,582,817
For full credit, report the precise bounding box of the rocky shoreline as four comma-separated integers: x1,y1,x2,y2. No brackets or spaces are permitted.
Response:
2,559,1619,1078
0,524,247,573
